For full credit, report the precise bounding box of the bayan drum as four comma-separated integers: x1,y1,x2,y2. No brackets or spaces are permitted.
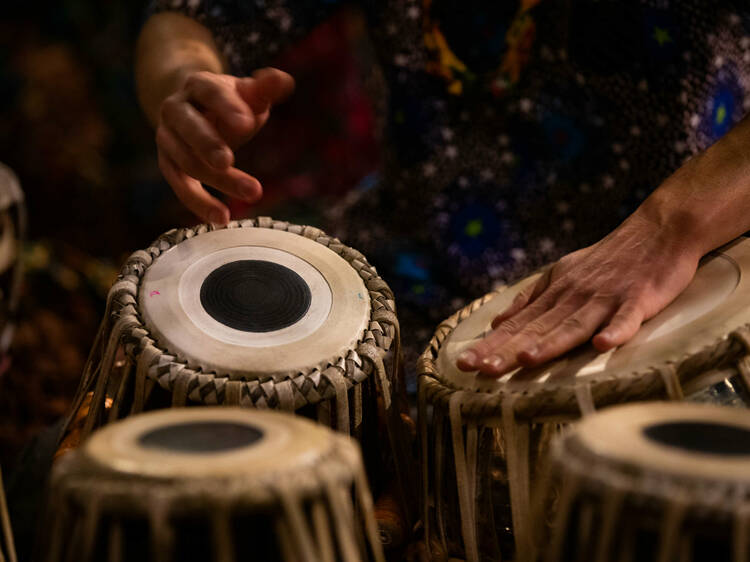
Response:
41,408,384,562
536,402,750,562
418,237,750,562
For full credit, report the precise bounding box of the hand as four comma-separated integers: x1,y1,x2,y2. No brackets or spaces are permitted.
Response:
155,67,294,224
456,214,702,375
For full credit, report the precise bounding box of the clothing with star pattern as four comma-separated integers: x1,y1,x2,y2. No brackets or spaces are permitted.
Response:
151,0,750,383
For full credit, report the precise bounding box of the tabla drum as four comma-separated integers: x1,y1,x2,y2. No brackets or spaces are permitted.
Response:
40,407,384,562
59,218,412,540
418,237,750,562
0,163,25,358
536,402,750,562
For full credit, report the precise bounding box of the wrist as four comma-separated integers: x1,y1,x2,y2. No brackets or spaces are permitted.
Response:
136,13,224,127
625,167,709,264
624,202,704,264
632,136,750,259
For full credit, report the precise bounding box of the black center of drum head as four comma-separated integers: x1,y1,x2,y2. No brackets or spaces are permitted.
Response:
139,421,264,453
200,260,312,332
643,421,750,456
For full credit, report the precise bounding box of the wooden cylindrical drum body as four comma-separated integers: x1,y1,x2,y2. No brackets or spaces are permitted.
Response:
418,238,750,562
536,402,750,562
41,408,385,562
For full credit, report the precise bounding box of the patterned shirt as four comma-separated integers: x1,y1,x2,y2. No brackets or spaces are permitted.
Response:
152,0,750,377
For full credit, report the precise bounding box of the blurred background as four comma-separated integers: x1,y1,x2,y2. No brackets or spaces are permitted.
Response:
0,0,379,470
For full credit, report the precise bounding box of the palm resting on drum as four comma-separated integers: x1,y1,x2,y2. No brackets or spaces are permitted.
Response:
135,12,750,378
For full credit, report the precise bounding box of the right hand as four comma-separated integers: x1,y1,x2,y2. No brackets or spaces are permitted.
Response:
156,67,295,224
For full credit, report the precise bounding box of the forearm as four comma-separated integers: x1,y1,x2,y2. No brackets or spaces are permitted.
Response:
135,12,226,126
633,114,750,258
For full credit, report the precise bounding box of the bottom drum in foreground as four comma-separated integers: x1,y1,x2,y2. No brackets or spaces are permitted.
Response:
536,402,750,562
40,407,384,562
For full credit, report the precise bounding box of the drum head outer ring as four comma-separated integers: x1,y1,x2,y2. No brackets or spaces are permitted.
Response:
107,218,398,409
418,237,750,421
551,402,750,510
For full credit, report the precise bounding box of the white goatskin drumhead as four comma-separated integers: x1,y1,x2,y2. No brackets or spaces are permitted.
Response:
140,228,370,379
572,402,750,482
85,408,332,479
437,237,750,392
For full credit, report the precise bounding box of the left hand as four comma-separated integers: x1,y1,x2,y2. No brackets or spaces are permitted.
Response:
456,213,702,375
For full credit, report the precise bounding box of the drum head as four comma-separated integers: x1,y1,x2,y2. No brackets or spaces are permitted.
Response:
570,402,750,482
436,237,750,395
84,408,333,479
140,228,370,380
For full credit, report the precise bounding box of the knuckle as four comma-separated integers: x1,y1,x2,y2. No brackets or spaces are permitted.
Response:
161,98,188,127
616,304,642,324
591,291,617,305
566,279,592,298
496,318,521,335
184,72,209,89
627,285,649,304
523,319,548,337
562,315,586,332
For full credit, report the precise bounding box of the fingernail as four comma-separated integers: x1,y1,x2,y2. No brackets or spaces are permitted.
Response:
209,210,226,225
523,346,539,361
481,355,504,370
210,148,231,169
457,350,477,367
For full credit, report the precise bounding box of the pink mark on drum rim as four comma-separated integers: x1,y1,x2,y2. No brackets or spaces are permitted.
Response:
149,290,161,297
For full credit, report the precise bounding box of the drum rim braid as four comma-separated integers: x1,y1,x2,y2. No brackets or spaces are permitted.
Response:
417,288,750,421
79,217,399,412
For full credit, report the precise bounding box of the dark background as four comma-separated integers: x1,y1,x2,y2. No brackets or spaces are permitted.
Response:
0,1,379,468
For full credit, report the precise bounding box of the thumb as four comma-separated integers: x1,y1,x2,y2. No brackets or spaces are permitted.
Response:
236,68,295,114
